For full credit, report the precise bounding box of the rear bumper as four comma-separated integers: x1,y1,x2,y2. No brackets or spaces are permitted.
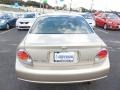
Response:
16,25,30,30
16,59,110,84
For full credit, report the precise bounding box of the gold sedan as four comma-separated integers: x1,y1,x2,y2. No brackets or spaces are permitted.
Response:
15,13,110,84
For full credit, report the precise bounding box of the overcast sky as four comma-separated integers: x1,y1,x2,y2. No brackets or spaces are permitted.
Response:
24,0,120,11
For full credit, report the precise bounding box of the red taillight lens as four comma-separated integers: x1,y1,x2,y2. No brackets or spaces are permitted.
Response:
97,49,107,59
17,50,29,60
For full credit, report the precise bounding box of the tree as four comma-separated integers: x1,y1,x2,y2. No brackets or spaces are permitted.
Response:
25,1,40,7
80,7,90,12
0,0,24,5
63,4,67,10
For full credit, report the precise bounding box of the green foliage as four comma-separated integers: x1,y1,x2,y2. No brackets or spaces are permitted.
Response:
0,0,24,6
63,4,67,10
0,0,53,9
81,7,90,12
25,1,40,7
43,0,48,4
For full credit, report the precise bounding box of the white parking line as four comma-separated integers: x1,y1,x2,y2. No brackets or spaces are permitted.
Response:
95,27,109,34
117,48,120,50
0,28,14,35
109,40,120,44
99,30,109,34
8,44,17,46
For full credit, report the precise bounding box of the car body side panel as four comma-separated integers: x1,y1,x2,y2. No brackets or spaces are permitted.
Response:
95,17,106,27
8,18,17,27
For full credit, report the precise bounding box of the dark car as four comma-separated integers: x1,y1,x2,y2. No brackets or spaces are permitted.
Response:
0,13,17,30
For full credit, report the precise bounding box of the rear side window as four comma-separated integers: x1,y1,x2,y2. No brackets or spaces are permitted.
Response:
82,14,93,19
30,16,94,34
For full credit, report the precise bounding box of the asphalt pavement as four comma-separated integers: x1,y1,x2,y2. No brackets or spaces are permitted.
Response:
0,27,120,90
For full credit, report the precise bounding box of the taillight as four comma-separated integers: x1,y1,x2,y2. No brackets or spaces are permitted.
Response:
97,49,107,59
95,49,108,63
17,50,29,60
17,49,32,65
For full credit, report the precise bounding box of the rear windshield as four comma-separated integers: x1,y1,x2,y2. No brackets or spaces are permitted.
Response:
23,13,35,18
30,16,94,34
107,14,119,19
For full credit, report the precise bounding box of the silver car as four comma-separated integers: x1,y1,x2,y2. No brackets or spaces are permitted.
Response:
16,12,40,30
80,13,95,28
16,13,110,84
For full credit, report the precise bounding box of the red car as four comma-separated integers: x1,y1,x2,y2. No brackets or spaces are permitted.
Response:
95,13,120,30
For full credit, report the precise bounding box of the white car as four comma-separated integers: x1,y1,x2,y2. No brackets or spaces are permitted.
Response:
14,12,24,19
80,13,95,28
16,12,40,30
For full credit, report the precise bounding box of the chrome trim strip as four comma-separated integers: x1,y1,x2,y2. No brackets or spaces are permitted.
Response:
18,76,107,84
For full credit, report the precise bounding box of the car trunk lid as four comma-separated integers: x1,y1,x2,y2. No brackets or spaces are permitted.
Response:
24,34,106,67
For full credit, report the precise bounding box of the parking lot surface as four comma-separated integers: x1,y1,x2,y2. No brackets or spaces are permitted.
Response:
0,27,120,90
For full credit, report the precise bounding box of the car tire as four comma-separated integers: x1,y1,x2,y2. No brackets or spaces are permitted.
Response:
6,24,10,30
95,22,97,27
82,81,92,85
103,24,107,30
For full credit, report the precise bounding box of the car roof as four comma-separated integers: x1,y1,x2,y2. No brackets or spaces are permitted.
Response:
80,12,91,15
24,12,39,14
40,12,83,17
102,12,115,15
